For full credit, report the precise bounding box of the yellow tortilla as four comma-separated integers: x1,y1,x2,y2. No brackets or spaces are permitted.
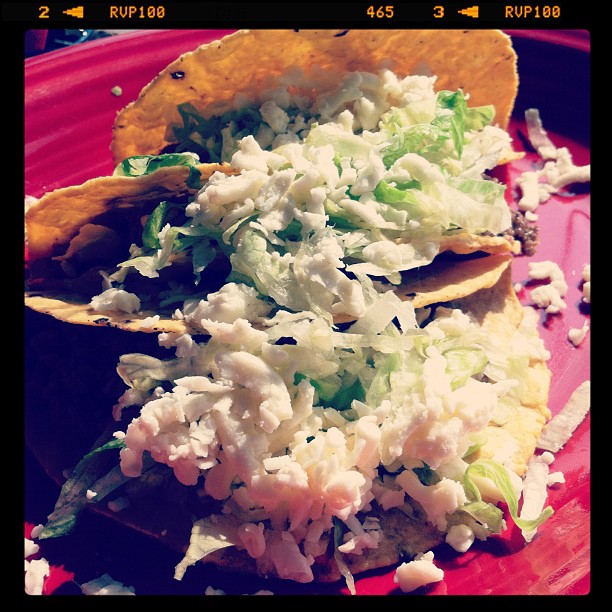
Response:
447,263,551,476
26,162,233,266
111,29,518,163
27,254,513,334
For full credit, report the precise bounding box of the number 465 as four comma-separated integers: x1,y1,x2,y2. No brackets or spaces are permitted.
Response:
367,5,394,18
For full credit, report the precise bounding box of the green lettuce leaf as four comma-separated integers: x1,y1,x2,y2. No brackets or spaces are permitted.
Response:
432,90,467,159
443,347,488,390
174,515,238,581
38,438,128,539
115,152,201,184
464,459,554,535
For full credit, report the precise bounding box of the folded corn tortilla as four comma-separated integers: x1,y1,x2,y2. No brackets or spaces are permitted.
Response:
111,29,519,163
26,29,521,332
26,259,551,585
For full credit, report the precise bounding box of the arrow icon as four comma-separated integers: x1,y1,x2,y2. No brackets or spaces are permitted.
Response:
63,6,85,19
458,6,479,18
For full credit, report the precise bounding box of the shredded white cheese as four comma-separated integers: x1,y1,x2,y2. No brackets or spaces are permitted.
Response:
581,264,591,304
517,110,590,213
394,551,444,593
568,321,589,346
24,558,50,595
527,260,568,314
89,288,141,314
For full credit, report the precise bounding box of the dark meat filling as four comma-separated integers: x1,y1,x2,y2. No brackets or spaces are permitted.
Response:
505,210,539,256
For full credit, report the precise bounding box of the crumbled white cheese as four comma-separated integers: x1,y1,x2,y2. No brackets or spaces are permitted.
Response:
25,557,50,595
112,388,146,421
528,260,567,289
394,551,444,593
338,515,382,555
547,471,566,488
396,469,467,531
530,284,567,314
516,135,590,213
139,315,160,329
24,537,39,558
527,261,568,315
540,451,555,465
568,321,589,346
89,288,140,314
182,282,272,327
445,524,475,553
581,264,591,304
267,531,315,583
582,264,590,282
158,332,200,358
260,100,291,133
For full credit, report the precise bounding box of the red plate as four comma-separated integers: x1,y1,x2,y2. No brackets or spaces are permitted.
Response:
24,29,590,596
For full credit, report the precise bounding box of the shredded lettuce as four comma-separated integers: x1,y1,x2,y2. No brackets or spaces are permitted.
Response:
141,201,184,249
433,90,468,158
464,459,553,535
443,348,488,390
101,75,513,319
172,104,266,163
39,438,129,539
333,517,357,595
114,153,202,188
174,515,237,581
460,500,505,534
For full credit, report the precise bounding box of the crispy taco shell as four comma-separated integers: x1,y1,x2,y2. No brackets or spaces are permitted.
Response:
26,29,519,332
25,159,515,332
26,252,513,333
111,29,519,163
25,258,550,585
26,162,233,266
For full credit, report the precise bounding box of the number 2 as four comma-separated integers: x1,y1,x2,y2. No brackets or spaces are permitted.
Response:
38,5,50,18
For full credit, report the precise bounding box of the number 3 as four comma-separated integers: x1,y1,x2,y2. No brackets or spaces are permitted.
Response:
433,5,444,18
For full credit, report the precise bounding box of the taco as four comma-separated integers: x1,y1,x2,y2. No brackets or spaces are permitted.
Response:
25,29,522,333
27,255,552,589
110,29,519,163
